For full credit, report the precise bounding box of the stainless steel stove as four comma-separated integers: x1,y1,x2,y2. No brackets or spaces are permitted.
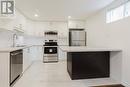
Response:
43,31,58,63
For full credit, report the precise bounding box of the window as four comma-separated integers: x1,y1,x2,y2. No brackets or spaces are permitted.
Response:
106,11,112,23
111,5,124,22
106,1,130,23
125,1,130,17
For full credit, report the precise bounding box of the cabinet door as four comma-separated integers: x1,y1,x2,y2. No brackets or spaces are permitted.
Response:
58,48,67,61
23,48,27,71
23,48,32,72
70,52,110,79
29,46,43,61
68,20,85,28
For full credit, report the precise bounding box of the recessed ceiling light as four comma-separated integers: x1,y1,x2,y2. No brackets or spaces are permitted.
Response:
68,16,72,19
34,14,39,17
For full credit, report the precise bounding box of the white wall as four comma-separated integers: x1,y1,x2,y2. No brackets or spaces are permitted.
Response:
86,0,130,86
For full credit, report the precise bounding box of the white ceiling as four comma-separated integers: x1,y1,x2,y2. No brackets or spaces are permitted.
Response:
15,0,115,21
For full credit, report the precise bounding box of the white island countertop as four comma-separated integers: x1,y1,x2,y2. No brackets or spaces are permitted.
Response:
60,46,122,52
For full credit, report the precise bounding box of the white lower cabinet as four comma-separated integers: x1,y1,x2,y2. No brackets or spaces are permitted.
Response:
0,53,10,87
29,46,43,61
23,47,32,72
23,46,43,72
58,47,67,61
0,46,43,87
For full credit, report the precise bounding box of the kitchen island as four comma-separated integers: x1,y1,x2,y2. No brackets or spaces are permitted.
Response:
60,46,122,80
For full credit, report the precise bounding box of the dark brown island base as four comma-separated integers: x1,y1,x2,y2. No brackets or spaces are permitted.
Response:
60,46,123,86
91,84,125,87
67,52,110,80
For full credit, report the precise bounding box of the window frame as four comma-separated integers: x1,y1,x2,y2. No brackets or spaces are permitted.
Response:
106,0,130,23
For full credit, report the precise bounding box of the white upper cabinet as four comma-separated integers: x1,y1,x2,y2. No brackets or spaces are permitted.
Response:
25,21,68,38
0,18,15,31
0,9,26,32
68,20,86,29
25,20,46,37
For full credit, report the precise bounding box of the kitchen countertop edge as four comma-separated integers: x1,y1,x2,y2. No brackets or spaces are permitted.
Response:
0,45,43,53
59,46,122,52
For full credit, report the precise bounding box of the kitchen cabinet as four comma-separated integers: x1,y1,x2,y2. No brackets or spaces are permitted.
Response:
23,47,32,72
23,46,42,71
25,20,45,37
0,49,23,87
60,47,122,81
0,19,15,31
68,20,86,29
67,52,110,80
0,52,10,87
0,46,43,87
58,48,67,61
26,21,68,37
23,46,43,72
12,12,26,33
30,46,43,61
0,11,26,32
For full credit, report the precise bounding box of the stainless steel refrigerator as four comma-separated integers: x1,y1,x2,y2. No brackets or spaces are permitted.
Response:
69,29,86,46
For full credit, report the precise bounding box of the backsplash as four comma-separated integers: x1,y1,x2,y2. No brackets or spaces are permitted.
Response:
0,31,44,47
24,36,44,45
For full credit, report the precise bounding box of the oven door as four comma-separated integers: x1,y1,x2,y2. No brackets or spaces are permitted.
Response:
44,47,57,54
44,47,58,62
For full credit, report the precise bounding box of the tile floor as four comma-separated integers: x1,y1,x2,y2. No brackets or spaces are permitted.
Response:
14,61,119,87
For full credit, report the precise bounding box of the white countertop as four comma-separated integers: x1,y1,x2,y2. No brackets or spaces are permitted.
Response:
60,46,122,52
0,45,41,53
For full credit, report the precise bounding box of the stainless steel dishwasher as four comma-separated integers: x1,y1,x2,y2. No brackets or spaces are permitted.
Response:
10,50,23,86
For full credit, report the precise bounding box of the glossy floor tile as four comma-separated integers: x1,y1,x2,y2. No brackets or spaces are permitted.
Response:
14,61,119,87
